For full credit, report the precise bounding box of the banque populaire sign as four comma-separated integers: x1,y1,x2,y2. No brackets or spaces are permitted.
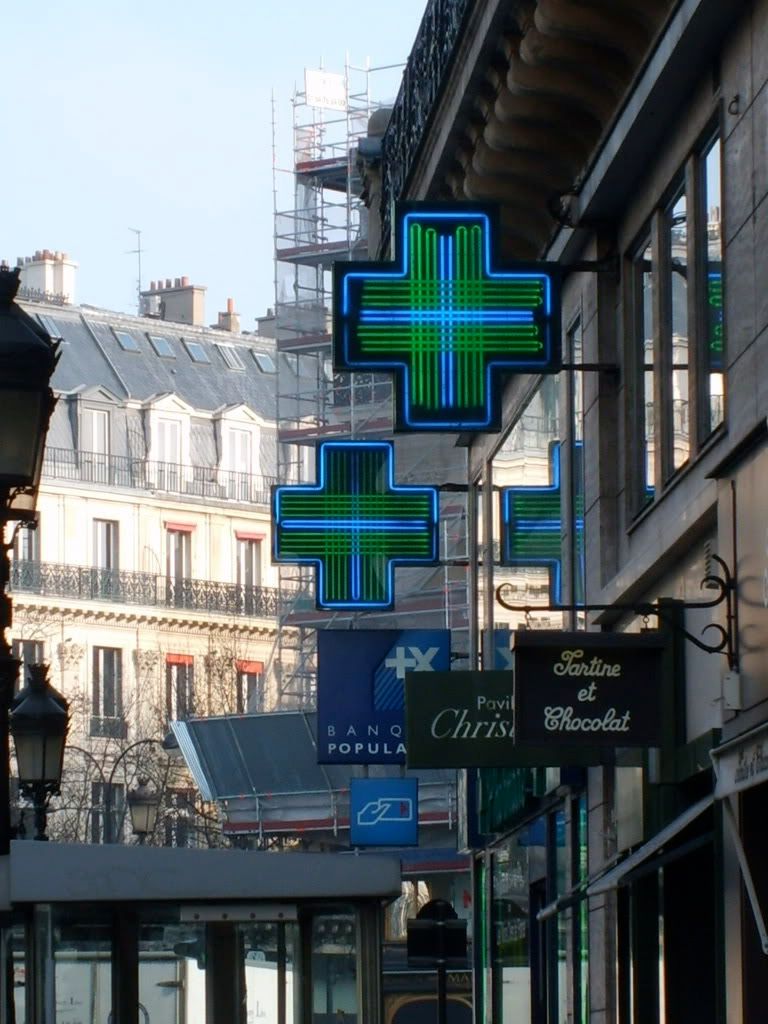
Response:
514,631,666,748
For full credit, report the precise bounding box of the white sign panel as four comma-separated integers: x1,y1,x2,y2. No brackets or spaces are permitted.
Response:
712,722,768,797
305,69,346,111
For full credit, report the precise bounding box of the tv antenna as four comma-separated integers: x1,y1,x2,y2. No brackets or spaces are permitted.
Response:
126,228,143,313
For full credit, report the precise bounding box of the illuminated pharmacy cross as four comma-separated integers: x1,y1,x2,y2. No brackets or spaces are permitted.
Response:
501,442,584,606
272,441,439,610
334,208,559,430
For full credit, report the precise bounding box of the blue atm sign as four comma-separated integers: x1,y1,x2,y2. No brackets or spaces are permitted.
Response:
350,778,419,847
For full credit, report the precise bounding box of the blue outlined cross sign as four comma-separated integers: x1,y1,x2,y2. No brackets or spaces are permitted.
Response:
272,440,439,610
500,441,584,606
333,203,561,432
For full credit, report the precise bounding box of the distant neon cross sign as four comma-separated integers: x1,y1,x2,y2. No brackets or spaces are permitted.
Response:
272,441,439,609
500,441,584,606
333,204,561,431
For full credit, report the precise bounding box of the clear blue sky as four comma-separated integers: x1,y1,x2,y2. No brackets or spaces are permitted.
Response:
0,1,426,331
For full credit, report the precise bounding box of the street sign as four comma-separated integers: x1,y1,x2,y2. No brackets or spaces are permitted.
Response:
318,629,451,764
349,778,419,846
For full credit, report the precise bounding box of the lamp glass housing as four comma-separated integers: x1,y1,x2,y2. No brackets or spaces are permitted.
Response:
13,730,66,788
0,390,46,487
128,782,159,836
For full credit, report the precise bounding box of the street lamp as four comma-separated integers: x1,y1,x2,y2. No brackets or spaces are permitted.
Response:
9,664,69,840
0,267,60,853
67,738,167,844
127,778,160,844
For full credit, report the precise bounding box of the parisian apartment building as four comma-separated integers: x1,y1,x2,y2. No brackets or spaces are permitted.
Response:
8,251,289,847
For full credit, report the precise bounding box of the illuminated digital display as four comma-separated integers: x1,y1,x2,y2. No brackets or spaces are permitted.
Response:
333,204,561,431
500,441,584,606
272,441,439,609
708,268,723,370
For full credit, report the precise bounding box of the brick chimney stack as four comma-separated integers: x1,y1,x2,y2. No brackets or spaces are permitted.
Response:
215,297,241,333
15,250,78,303
140,276,206,325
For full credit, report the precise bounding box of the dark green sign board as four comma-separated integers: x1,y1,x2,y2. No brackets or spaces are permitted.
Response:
405,630,668,768
405,671,613,768
514,631,666,747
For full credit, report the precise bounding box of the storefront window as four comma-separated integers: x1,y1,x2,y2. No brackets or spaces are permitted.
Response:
492,836,531,1023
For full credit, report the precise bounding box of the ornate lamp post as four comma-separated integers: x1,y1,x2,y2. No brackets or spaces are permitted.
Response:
9,665,69,840
0,267,59,853
127,778,160,844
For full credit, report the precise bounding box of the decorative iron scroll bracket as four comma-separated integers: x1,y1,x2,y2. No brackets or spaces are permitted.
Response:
496,554,739,670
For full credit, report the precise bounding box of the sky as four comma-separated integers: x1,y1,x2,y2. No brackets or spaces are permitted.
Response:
0,1,426,332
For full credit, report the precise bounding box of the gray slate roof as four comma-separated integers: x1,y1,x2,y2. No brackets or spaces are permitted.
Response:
24,301,285,418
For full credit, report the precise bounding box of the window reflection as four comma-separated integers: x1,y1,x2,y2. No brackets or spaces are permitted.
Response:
636,236,655,500
669,190,690,471
704,137,724,431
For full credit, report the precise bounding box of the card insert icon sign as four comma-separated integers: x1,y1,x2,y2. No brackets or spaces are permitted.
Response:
349,778,419,847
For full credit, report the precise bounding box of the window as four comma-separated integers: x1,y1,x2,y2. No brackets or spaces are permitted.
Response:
154,417,183,490
147,333,176,358
91,409,110,456
11,640,44,694
629,130,724,510
703,136,724,431
37,313,63,339
166,527,192,607
166,656,194,720
252,350,276,373
13,523,39,563
11,524,41,590
93,519,119,570
667,186,690,472
91,781,124,844
236,536,262,613
182,339,210,364
113,329,141,352
236,660,265,713
91,647,125,737
226,427,254,476
216,344,245,370
93,519,120,598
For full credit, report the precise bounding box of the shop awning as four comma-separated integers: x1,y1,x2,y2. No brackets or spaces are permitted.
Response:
586,794,715,897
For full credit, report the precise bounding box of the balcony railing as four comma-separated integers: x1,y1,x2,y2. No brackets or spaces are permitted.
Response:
10,561,284,618
380,0,473,247
43,448,275,506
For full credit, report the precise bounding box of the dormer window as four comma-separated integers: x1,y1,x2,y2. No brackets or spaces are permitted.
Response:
182,339,210,364
252,351,276,373
216,344,245,371
113,329,141,352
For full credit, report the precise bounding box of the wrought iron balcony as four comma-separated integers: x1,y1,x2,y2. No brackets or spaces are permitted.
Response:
380,0,472,246
42,447,276,506
10,561,284,619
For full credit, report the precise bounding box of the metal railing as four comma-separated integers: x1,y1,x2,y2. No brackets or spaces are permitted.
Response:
10,561,284,618
42,448,275,506
380,0,473,247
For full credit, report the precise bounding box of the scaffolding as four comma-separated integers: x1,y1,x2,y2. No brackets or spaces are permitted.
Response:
269,61,470,710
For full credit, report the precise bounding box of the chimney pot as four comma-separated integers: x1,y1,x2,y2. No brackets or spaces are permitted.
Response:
34,250,42,260
165,279,172,288
181,275,190,287
227,297,235,313
174,277,181,288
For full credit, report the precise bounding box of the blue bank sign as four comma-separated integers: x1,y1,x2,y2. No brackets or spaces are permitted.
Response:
349,778,419,847
317,629,451,764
